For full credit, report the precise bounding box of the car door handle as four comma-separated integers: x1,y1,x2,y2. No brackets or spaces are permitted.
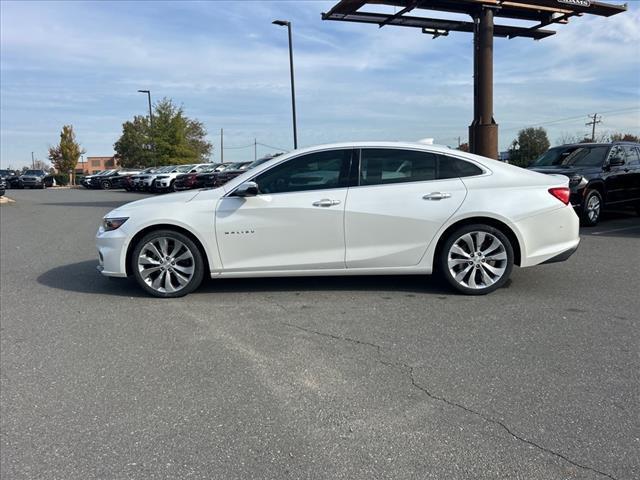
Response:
423,192,451,201
312,199,341,207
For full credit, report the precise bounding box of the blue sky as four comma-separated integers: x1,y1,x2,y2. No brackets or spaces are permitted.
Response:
1,0,639,168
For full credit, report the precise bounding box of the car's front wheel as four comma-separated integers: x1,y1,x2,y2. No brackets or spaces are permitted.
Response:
439,224,514,295
131,230,205,298
101,180,111,190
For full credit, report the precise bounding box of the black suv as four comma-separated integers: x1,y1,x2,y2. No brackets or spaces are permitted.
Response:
0,169,20,189
18,170,53,189
528,142,640,225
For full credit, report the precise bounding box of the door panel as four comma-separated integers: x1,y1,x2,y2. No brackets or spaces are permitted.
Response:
216,189,348,271
604,146,627,204
345,178,466,268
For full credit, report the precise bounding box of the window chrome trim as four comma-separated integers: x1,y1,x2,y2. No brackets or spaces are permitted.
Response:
352,146,490,189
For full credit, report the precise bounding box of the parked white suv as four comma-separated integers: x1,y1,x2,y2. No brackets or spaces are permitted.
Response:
153,164,212,192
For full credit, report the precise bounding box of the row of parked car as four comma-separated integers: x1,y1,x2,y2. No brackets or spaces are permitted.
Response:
0,169,53,191
81,154,282,193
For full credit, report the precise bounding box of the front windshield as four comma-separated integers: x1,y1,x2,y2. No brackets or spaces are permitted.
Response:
23,170,44,175
199,164,218,173
176,164,195,173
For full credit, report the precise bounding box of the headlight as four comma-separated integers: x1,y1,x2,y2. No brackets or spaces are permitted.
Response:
102,217,129,231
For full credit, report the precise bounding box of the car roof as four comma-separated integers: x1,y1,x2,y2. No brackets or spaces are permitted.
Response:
557,142,639,148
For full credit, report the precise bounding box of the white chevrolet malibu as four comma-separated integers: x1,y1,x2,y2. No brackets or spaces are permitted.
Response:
96,142,580,297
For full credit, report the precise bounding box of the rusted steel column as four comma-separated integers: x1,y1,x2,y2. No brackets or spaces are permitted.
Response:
469,7,498,159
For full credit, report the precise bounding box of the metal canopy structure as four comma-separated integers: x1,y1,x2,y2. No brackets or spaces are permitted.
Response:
322,0,627,159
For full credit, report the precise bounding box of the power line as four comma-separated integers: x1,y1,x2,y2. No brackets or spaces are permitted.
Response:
500,107,638,133
223,143,255,150
257,142,289,152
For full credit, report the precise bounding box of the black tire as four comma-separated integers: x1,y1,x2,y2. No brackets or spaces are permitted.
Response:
170,180,177,192
581,189,602,226
101,180,111,190
438,224,514,295
131,229,205,298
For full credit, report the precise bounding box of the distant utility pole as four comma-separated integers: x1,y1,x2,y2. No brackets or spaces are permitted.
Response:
254,138,257,161
220,128,224,163
137,89,156,166
31,151,35,169
586,113,602,142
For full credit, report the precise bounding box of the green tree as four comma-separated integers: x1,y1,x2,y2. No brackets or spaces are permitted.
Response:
48,125,85,174
508,127,550,167
114,98,212,168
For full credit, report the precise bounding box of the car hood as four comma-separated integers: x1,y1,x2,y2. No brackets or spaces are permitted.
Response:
114,190,205,213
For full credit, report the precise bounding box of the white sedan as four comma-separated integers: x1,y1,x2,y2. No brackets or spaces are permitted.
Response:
96,142,580,297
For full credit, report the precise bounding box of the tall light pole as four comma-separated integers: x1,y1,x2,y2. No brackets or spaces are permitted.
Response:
137,89,156,166
272,19,298,149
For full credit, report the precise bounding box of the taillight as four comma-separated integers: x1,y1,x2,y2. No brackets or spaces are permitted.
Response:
548,187,570,205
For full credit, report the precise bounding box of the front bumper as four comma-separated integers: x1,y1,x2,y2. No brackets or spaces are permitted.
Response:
155,178,173,189
96,226,129,277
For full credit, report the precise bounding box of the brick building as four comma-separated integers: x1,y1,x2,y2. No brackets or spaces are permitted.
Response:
75,156,117,175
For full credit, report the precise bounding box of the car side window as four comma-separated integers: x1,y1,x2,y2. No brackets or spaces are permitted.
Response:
437,155,484,179
360,149,437,185
623,146,640,166
254,149,352,194
608,146,624,165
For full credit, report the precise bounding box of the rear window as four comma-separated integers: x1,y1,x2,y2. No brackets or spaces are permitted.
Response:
360,149,437,185
437,155,484,179
360,149,482,186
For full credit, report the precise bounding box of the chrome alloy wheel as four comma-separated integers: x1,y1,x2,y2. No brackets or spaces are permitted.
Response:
586,195,601,223
137,237,195,293
447,231,508,290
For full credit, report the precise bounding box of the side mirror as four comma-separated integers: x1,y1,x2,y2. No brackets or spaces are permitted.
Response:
234,181,259,197
609,156,625,167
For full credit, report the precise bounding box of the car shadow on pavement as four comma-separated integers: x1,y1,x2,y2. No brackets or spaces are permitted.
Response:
37,260,452,297
197,274,453,295
37,260,146,298
580,209,640,238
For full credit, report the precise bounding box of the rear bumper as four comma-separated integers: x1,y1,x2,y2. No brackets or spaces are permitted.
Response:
515,205,581,267
540,244,579,264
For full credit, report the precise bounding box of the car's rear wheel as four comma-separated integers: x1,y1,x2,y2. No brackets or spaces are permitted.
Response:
581,189,602,226
439,224,514,295
131,230,205,298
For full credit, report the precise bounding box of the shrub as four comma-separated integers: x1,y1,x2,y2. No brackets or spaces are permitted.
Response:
51,173,69,186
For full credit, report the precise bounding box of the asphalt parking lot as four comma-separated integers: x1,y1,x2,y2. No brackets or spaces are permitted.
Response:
1,188,638,480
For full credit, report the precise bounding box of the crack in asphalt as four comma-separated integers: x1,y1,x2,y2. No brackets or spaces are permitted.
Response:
282,321,618,480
